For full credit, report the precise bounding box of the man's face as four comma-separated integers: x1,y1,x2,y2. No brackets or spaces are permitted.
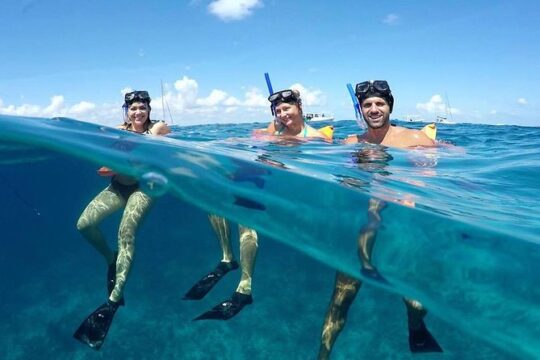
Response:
360,96,390,129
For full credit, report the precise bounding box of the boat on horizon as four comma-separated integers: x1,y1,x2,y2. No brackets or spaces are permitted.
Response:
305,113,334,122
436,115,456,124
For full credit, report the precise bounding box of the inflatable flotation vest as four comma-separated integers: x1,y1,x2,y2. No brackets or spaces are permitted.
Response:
421,123,437,140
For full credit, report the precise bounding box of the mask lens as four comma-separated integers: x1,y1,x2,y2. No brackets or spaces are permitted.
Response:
137,91,150,101
125,91,150,103
355,81,370,96
268,90,297,104
372,81,389,92
268,93,280,102
281,90,293,99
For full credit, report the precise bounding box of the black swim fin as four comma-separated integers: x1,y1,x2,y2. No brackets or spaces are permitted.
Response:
73,300,120,350
408,320,443,353
183,260,239,300
107,252,125,306
194,292,253,321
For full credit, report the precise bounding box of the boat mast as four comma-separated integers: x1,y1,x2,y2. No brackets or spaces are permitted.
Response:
161,80,165,122
161,80,174,124
445,92,455,123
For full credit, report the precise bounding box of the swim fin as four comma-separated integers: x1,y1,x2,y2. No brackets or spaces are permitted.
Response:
107,252,125,306
194,292,252,321
408,320,443,353
183,260,239,300
73,300,120,350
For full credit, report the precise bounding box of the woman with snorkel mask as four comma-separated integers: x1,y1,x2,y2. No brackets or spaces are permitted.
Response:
266,89,329,138
182,88,331,322
74,90,169,350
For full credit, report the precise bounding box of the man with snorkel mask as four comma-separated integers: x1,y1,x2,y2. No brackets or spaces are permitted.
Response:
345,80,434,146
319,80,441,359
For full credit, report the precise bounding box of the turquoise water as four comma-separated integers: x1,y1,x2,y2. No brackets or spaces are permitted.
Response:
0,115,539,359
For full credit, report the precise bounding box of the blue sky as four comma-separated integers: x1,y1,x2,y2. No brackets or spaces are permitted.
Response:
1,0,539,127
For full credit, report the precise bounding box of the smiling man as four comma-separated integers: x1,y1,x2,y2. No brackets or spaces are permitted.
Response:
345,80,435,148
318,80,442,359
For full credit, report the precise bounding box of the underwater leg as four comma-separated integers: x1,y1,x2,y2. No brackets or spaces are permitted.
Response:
358,198,388,283
109,191,151,304
318,271,362,360
77,186,125,265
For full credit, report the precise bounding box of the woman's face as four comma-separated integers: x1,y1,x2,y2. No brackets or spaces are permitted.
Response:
127,101,149,126
275,102,302,127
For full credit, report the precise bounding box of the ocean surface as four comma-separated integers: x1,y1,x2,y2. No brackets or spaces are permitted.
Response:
0,114,539,359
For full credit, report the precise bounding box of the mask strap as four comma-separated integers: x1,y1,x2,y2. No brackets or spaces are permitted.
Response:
122,103,131,124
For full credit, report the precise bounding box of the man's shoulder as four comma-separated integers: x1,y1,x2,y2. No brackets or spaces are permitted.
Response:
389,126,435,147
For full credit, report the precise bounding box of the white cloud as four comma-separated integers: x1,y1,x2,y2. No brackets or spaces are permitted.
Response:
383,13,399,25
289,83,325,107
70,101,96,114
416,94,460,115
43,95,65,115
224,96,241,106
417,95,446,113
174,76,199,95
196,89,228,106
208,0,262,21
2,103,41,116
242,88,267,107
517,98,528,105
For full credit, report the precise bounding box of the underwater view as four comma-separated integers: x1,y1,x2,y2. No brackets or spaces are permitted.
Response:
1,115,539,359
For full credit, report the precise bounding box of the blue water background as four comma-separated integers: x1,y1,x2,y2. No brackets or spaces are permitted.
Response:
0,115,539,359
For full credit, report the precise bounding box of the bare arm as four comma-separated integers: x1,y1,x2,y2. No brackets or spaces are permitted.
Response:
343,134,360,144
150,121,171,135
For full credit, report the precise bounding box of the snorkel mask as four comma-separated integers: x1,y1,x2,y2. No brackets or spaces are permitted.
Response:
355,80,394,113
268,89,301,106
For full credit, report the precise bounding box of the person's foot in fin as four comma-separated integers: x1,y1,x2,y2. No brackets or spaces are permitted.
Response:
408,320,443,353
107,252,125,306
183,260,239,300
73,300,121,350
360,265,390,285
193,291,252,321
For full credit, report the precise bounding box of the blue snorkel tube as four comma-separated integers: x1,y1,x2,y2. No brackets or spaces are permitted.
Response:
347,83,366,130
265,72,284,132
265,72,275,115
265,72,274,95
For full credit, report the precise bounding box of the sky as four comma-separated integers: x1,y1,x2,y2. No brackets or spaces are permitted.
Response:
1,0,539,127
